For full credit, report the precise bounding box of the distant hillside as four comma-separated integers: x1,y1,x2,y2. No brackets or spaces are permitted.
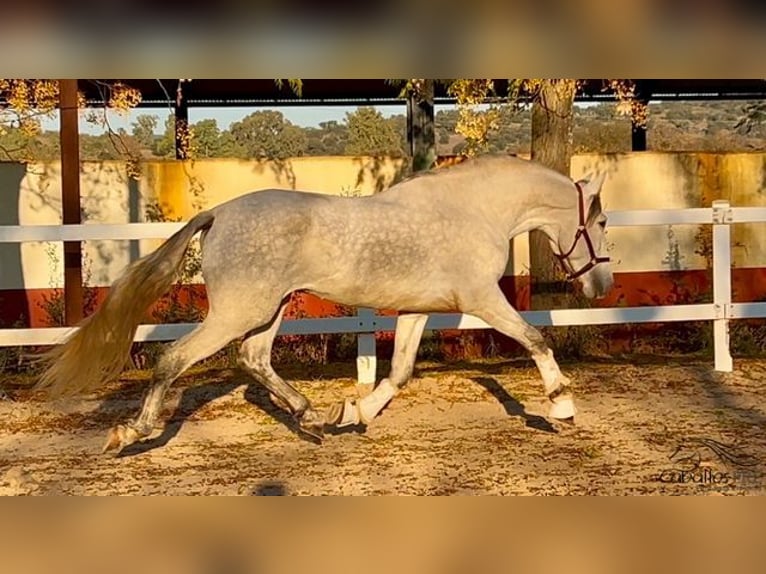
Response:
1,100,764,163
436,100,766,156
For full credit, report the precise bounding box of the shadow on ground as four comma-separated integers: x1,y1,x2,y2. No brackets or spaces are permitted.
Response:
83,368,323,457
471,376,557,433
252,480,288,496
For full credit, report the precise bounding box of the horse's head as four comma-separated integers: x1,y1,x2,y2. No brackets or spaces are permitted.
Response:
554,172,614,299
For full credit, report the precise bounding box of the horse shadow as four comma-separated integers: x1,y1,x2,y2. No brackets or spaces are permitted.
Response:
94,364,557,457
251,480,288,496
101,370,322,458
470,376,558,433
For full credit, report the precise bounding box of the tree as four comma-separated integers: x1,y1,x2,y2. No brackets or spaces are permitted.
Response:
80,133,128,160
573,118,631,154
385,114,408,156
131,114,158,150
154,115,177,158
190,118,225,158
0,127,60,161
446,79,506,155
344,106,405,156
215,129,245,158
487,106,531,153
229,110,307,159
528,79,577,309
305,120,348,155
0,80,70,162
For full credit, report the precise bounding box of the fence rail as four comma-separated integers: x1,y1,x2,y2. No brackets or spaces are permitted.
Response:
2,201,766,377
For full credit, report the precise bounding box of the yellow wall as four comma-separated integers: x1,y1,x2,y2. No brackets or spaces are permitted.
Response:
1,156,406,289
571,152,766,272
2,152,765,290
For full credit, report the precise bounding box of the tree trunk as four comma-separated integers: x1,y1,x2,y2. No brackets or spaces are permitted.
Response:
529,79,576,310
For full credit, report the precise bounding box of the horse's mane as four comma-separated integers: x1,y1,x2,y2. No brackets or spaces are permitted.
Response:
395,153,523,186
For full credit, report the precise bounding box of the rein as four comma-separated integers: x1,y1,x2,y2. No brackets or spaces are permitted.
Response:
554,181,610,282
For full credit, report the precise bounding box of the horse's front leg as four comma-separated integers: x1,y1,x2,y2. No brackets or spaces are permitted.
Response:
468,286,576,421
327,313,428,427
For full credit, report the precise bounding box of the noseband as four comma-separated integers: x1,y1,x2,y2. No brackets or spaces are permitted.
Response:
554,182,610,282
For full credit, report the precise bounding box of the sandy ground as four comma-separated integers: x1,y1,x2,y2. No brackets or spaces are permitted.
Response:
1,355,765,495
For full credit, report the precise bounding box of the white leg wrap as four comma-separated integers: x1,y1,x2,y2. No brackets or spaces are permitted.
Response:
330,380,398,428
358,380,397,424
548,395,576,419
533,349,563,395
334,399,361,427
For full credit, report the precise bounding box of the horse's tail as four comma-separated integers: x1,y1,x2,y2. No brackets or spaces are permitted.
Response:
36,211,216,398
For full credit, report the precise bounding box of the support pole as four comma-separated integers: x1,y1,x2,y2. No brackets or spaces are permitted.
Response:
712,200,733,372
406,79,435,172
59,79,83,325
631,116,647,151
631,82,651,152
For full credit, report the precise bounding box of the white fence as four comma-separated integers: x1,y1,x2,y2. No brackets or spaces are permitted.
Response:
2,200,766,378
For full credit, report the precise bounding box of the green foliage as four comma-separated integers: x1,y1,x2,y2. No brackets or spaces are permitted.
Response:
273,79,303,97
0,126,60,161
0,317,27,374
131,114,158,149
37,244,101,328
344,106,406,157
731,321,766,357
305,120,348,155
229,110,307,159
191,119,228,158
1,100,763,164
154,115,177,158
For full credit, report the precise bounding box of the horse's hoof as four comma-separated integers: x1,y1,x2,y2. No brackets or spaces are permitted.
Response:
102,424,140,454
548,396,577,420
557,416,576,426
298,422,324,441
298,409,325,442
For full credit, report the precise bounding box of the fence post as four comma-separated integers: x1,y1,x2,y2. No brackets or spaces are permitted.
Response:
712,200,733,372
356,308,377,387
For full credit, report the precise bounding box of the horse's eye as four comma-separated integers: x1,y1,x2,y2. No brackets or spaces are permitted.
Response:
598,220,607,229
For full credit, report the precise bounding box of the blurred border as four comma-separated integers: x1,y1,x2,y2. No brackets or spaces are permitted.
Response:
0,497,763,573
0,0,764,76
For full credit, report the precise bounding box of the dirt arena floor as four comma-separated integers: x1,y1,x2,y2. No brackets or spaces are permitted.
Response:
1,355,765,495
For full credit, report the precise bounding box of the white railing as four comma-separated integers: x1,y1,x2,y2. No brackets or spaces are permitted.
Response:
2,200,766,377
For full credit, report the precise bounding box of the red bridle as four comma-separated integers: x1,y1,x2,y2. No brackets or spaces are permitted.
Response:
554,181,610,282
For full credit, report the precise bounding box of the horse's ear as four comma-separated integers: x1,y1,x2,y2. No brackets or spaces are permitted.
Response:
577,172,607,199
577,172,594,186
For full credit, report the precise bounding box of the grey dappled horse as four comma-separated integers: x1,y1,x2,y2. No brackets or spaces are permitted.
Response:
37,155,613,453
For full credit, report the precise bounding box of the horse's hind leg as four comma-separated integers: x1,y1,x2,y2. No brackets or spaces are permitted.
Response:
327,313,428,428
237,303,325,440
102,312,261,453
467,286,576,421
